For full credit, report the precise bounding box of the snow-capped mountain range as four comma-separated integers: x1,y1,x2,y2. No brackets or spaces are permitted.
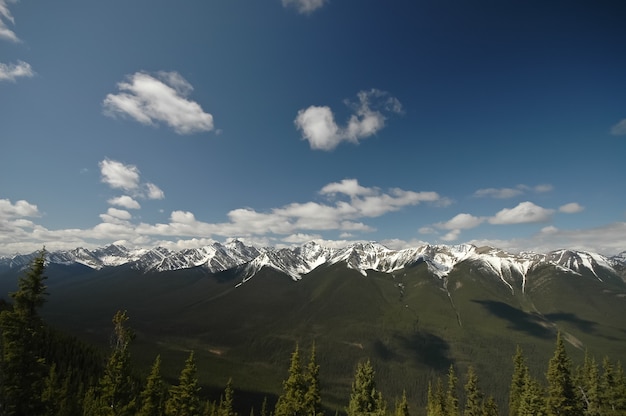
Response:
1,241,625,292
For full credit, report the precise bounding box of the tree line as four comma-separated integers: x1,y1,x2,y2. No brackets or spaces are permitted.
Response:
0,250,625,415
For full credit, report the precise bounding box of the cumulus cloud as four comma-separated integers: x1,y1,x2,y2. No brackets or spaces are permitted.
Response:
100,159,165,200
108,196,141,210
0,0,19,42
0,198,39,218
282,0,327,14
295,89,403,151
99,159,140,191
99,208,132,224
436,213,484,230
103,71,214,134
489,201,554,225
474,184,553,199
559,202,584,214
610,119,626,136
0,60,34,82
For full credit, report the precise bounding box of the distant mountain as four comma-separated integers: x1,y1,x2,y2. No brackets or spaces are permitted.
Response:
2,241,624,292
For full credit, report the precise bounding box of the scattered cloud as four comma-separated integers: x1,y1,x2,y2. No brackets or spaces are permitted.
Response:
108,196,141,210
103,71,214,134
282,0,327,14
488,201,554,225
295,89,403,151
0,198,39,218
0,0,19,42
441,229,461,242
474,184,552,199
436,213,484,230
0,60,34,82
99,208,132,224
610,119,626,136
99,159,141,191
99,159,165,201
559,202,584,214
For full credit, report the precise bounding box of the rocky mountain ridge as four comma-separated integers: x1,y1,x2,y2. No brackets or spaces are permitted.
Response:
1,241,624,292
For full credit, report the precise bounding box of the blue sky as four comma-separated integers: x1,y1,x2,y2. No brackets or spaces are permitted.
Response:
1,0,625,256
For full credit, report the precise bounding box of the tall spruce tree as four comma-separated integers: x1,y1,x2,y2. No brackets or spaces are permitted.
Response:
138,354,166,416
303,343,322,416
445,365,459,416
509,346,528,416
93,310,137,416
0,248,48,415
217,378,237,416
346,359,386,416
166,351,202,416
275,344,306,416
545,332,580,416
517,371,545,416
482,396,498,416
427,379,446,416
463,366,482,416
576,351,600,416
395,390,410,416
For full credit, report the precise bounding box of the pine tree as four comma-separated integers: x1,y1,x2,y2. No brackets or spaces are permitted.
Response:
275,344,306,416
138,355,166,416
346,359,386,416
395,390,410,416
463,366,482,416
166,351,202,416
0,249,49,415
517,371,545,416
427,379,446,416
217,378,237,416
481,396,498,416
94,310,137,415
545,332,579,416
303,343,322,416
576,351,600,416
509,345,528,416
445,365,459,416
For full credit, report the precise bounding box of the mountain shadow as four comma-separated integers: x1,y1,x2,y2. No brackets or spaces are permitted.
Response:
544,312,597,334
394,330,452,371
472,300,554,339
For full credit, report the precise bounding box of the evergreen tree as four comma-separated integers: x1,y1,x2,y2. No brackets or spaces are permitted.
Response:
427,379,446,416
303,343,322,416
346,359,386,416
481,396,498,416
445,365,459,416
94,310,137,415
166,351,202,416
0,249,49,415
508,345,528,416
217,378,237,416
138,354,166,416
576,351,600,416
545,332,579,416
395,390,410,416
463,366,482,416
275,344,306,416
517,371,545,416
599,357,626,414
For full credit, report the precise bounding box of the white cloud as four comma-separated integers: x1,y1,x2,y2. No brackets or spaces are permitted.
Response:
145,183,165,200
99,159,140,191
99,159,165,200
108,195,141,210
99,208,132,224
610,119,626,135
441,229,461,242
320,178,377,197
283,233,323,244
0,0,19,42
474,184,553,199
489,201,554,225
103,71,214,134
559,202,584,214
0,198,39,218
295,89,403,151
282,0,327,14
436,213,484,230
0,60,34,82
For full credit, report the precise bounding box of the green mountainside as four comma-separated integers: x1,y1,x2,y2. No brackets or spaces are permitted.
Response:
1,256,625,412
